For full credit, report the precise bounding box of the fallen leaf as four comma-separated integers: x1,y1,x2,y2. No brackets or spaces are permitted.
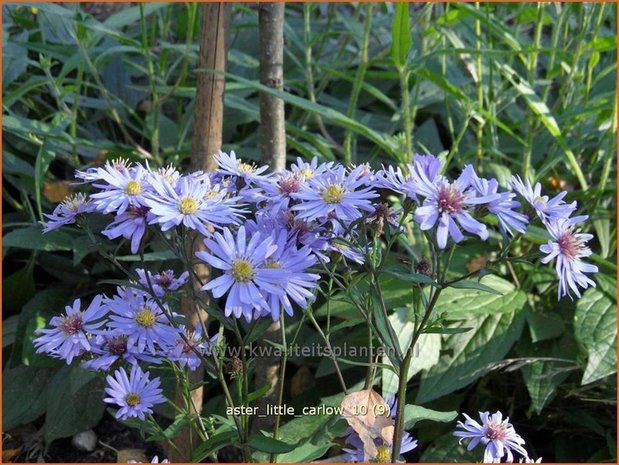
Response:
117,448,147,463
43,181,73,203
2,448,20,462
291,365,314,397
465,255,488,273
340,389,393,461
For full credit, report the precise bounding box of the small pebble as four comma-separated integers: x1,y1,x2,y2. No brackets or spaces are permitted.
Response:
71,430,98,452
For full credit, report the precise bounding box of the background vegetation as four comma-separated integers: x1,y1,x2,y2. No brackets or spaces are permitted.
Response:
2,2,616,462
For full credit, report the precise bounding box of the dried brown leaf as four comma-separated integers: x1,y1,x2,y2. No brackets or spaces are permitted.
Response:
340,389,393,461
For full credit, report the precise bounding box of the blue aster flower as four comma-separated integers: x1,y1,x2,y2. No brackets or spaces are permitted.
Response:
136,268,189,298
104,364,165,421
469,169,528,236
84,331,161,371
413,165,500,249
214,150,270,184
290,156,333,181
510,176,577,225
167,324,218,371
540,215,598,299
454,411,528,463
377,154,445,202
291,164,379,231
253,229,320,320
196,226,287,322
89,163,151,215
105,287,180,354
144,175,244,236
102,205,153,254
34,295,107,364
41,193,96,232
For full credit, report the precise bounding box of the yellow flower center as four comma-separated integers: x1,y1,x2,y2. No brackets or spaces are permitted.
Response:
231,259,255,283
135,308,156,328
125,180,142,196
322,184,346,204
375,445,391,462
264,259,281,269
238,162,256,174
533,195,548,207
125,392,141,406
179,196,199,214
298,168,314,180
206,190,219,199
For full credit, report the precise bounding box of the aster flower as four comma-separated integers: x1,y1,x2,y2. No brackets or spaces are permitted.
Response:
41,193,96,232
34,295,106,364
136,268,190,297
469,170,528,236
89,163,151,215
104,365,165,420
378,154,445,201
128,456,170,464
291,164,379,231
144,175,244,236
290,156,333,181
510,176,577,225
84,331,161,371
413,165,500,249
454,411,528,463
540,215,598,299
255,172,305,215
102,205,152,254
167,324,218,371
215,150,270,184
253,229,320,321
196,226,287,322
105,287,180,353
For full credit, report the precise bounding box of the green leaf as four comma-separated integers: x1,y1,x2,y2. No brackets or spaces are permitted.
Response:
191,429,238,462
44,364,106,445
434,275,526,319
448,279,504,295
3,366,54,431
417,306,526,403
403,404,458,429
3,226,73,252
246,432,297,454
271,393,346,463
526,309,565,342
247,384,273,404
391,3,412,68
383,308,441,399
2,265,35,315
574,275,617,384
383,269,437,286
517,334,577,414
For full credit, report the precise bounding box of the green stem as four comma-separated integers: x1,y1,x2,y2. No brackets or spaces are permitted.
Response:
399,68,413,163
140,3,161,163
270,312,288,463
343,3,372,166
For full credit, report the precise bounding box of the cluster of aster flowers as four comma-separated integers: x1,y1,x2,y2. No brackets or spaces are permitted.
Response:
33,271,218,421
42,151,597,308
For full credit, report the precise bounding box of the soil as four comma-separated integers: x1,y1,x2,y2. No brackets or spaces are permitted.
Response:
5,413,163,463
